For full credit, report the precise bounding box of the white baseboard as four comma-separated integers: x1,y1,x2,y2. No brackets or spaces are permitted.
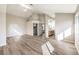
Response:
6,34,23,37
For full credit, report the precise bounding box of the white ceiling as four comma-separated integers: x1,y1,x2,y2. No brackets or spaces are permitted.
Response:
6,4,78,18
7,4,33,18
33,4,78,13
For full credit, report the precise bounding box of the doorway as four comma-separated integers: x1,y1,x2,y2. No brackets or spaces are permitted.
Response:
48,19,55,38
75,12,79,54
33,23,38,36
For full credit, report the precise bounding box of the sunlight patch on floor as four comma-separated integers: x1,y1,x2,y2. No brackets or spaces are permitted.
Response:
41,41,54,55
46,41,54,53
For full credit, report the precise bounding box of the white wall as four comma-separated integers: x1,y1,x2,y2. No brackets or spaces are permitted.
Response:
26,21,33,36
6,14,27,37
6,13,45,37
0,5,6,46
55,13,74,42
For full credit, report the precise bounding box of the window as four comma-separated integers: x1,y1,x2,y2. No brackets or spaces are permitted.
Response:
48,19,55,30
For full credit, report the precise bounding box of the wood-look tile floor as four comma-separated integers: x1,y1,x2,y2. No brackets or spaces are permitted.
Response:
0,34,78,55
0,35,50,55
49,38,78,55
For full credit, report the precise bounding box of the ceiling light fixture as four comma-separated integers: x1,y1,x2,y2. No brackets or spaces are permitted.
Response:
20,4,32,9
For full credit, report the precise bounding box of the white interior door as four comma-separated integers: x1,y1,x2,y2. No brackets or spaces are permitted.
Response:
75,12,79,54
